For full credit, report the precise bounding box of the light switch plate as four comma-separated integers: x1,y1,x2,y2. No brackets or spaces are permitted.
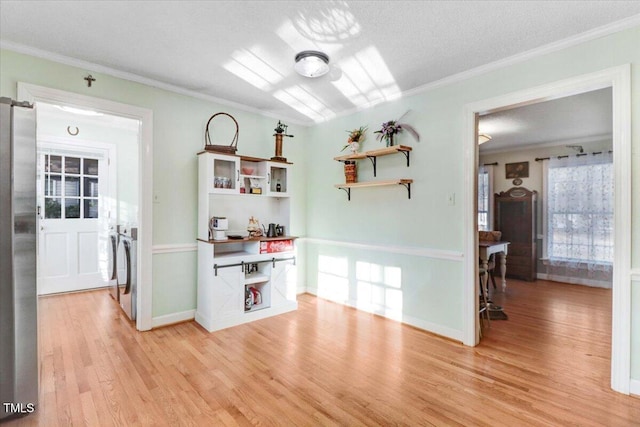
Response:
447,193,455,206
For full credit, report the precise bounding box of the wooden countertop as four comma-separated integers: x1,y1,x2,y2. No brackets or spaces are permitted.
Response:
197,236,297,244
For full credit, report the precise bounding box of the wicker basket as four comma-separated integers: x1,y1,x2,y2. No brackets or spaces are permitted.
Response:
204,112,239,154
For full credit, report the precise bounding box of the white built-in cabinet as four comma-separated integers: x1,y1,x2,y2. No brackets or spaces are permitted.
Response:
196,151,297,332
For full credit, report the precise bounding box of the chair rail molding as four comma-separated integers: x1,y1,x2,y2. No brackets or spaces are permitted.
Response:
152,243,198,254
303,237,464,262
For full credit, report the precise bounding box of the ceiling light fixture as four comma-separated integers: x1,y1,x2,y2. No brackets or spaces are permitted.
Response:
294,50,330,78
478,133,492,145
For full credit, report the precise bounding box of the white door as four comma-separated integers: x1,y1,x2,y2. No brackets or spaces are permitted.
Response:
38,149,111,294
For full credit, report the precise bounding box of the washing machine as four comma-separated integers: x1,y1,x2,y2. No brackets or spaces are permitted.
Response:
107,227,119,301
116,226,137,321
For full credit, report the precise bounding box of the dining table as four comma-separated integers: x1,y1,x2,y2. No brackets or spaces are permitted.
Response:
479,240,510,292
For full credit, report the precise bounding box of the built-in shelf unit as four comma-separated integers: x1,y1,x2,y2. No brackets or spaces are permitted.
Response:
196,151,297,332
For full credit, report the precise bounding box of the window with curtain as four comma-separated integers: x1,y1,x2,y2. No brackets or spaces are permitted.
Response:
546,153,613,266
478,165,493,231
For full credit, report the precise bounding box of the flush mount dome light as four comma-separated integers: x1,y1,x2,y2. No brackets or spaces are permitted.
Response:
294,50,330,78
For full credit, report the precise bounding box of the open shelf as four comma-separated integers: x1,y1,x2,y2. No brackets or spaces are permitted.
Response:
335,179,413,200
244,273,269,285
213,250,253,259
333,144,412,161
334,145,412,177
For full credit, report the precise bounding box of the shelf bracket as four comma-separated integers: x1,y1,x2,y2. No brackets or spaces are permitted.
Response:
366,155,377,176
401,150,410,167
400,182,412,199
339,187,351,201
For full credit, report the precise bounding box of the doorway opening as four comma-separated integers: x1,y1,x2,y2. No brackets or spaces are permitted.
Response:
462,65,631,394
18,83,154,331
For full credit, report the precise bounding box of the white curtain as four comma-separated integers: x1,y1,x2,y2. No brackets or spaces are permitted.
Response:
546,152,613,276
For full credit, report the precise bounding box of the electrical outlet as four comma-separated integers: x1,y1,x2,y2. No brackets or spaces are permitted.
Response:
447,193,455,206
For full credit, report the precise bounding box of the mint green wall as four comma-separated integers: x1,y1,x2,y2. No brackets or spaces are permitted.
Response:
1,25,639,379
0,48,309,318
304,27,640,377
306,241,463,336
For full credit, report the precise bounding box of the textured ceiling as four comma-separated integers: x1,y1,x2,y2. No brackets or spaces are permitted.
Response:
1,1,639,131
479,88,613,153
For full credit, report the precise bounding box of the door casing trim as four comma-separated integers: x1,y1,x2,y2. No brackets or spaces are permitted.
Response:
18,83,153,331
462,65,631,394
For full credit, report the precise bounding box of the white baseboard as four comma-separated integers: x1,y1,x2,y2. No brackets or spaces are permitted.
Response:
536,273,612,289
152,309,196,328
630,379,640,396
305,288,463,343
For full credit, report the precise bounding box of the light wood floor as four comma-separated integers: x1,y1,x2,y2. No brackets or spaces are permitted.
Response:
7,279,640,426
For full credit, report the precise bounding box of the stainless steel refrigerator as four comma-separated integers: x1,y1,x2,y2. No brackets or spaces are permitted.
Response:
0,97,38,420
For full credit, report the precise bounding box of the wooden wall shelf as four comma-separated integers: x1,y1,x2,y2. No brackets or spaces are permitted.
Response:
335,179,413,200
334,145,412,177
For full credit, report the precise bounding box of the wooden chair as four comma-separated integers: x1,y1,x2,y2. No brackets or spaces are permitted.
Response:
478,266,490,336
478,230,502,290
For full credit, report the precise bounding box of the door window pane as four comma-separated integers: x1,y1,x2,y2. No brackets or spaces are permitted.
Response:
84,200,99,219
84,177,99,197
45,175,62,197
65,176,80,197
65,198,81,218
43,154,101,219
47,155,62,173
65,157,81,174
84,158,98,176
45,198,61,219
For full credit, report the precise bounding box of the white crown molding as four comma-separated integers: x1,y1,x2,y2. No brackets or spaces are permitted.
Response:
479,134,613,155
4,16,639,127
402,15,640,100
0,40,312,127
319,15,640,124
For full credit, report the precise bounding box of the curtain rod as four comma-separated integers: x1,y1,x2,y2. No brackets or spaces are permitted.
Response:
535,150,612,162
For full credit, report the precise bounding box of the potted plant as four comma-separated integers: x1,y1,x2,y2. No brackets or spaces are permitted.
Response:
374,111,419,147
342,126,367,153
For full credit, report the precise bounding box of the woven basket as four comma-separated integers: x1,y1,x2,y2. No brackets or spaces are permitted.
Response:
204,112,239,154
